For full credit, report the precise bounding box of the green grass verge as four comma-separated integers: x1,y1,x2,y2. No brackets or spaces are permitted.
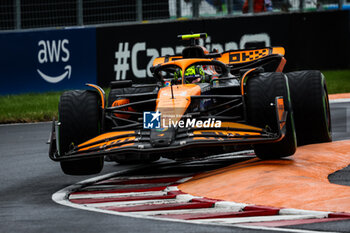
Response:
0,70,349,124
323,70,350,94
0,92,62,124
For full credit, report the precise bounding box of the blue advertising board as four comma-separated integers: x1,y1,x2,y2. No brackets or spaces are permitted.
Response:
0,27,96,95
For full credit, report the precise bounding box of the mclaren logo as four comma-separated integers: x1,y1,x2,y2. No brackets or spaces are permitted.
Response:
37,39,72,83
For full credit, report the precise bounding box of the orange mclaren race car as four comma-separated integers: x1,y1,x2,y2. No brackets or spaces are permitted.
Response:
49,33,332,175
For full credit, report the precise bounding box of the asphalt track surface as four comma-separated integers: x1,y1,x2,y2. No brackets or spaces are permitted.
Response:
0,102,350,233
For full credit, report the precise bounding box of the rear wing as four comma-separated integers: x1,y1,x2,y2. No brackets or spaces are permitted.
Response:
217,47,285,65
152,47,285,67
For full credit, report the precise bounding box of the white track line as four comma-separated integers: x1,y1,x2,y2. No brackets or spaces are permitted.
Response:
214,201,248,209
69,191,167,199
130,206,244,216
280,208,330,217
191,214,326,224
85,194,196,208
81,183,173,190
234,224,337,233
86,198,184,208
164,186,180,192
176,177,193,183
330,98,350,104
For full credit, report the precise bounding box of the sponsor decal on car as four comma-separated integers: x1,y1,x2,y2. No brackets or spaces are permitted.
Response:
143,111,221,129
143,111,162,129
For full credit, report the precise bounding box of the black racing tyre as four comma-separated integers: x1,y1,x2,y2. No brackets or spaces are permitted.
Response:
246,72,297,159
287,70,332,146
58,90,104,175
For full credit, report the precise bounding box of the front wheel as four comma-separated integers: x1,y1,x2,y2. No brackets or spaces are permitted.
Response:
287,70,332,146
246,72,297,159
58,90,104,175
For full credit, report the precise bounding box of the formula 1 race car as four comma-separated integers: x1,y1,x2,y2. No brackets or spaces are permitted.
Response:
49,33,332,175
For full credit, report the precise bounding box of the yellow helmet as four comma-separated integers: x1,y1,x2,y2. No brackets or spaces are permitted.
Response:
174,66,205,84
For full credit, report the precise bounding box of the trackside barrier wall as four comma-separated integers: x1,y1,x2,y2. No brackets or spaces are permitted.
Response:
97,10,350,86
0,10,349,94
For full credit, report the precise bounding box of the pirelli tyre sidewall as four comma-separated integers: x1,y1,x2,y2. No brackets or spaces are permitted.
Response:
58,90,104,175
287,70,332,146
246,72,297,159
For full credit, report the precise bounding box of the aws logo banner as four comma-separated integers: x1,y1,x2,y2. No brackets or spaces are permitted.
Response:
34,28,96,90
37,39,71,83
0,28,96,95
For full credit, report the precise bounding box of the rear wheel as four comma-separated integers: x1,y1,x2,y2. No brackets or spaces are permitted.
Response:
287,70,332,145
58,90,104,175
246,72,297,159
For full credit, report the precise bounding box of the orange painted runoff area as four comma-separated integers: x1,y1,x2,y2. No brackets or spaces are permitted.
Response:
329,93,350,100
179,140,350,212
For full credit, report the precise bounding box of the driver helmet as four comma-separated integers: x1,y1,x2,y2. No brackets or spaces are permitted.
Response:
173,65,206,84
185,65,205,83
